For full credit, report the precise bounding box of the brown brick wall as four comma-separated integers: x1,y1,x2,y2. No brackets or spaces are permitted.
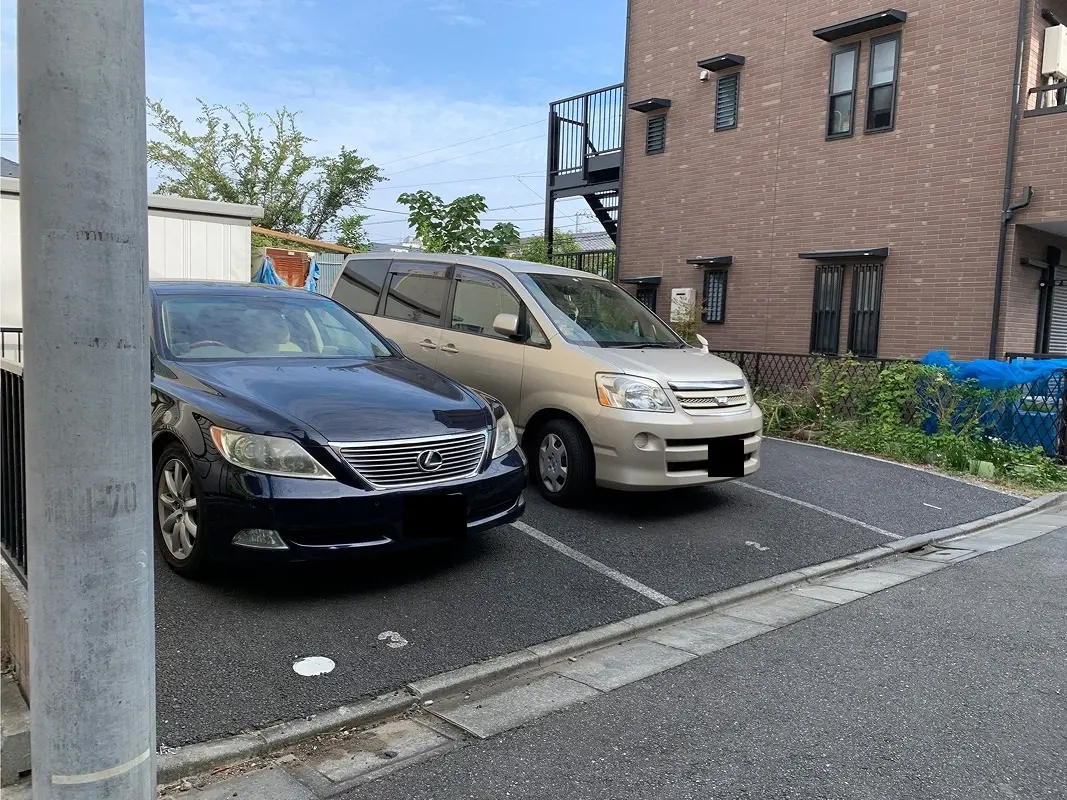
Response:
619,0,1061,361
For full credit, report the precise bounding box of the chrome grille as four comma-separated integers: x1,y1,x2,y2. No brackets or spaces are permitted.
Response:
673,389,751,413
334,430,490,489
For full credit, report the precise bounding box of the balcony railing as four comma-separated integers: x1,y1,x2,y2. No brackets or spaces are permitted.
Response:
1,357,27,585
547,84,624,189
1027,81,1067,113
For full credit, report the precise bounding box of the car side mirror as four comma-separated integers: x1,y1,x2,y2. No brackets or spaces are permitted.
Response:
492,313,520,339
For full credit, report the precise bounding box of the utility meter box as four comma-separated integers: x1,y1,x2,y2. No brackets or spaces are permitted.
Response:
1043,25,1067,80
670,287,696,322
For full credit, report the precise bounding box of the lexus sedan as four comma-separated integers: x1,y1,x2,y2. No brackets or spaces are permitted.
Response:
150,282,527,577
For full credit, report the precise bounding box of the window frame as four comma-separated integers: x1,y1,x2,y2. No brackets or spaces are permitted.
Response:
634,285,658,314
333,256,392,316
864,32,901,133
645,113,667,155
377,260,454,326
810,263,845,355
846,262,885,357
714,72,741,132
702,268,729,324
447,267,551,348
826,42,860,140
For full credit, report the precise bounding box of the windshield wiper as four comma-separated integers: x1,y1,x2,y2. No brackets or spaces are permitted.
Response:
604,342,682,349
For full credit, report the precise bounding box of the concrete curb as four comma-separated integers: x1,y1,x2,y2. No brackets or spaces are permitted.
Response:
157,491,1065,785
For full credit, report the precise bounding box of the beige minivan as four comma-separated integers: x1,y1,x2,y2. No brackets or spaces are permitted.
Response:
330,253,762,505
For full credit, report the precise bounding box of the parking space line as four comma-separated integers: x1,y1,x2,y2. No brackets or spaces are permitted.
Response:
511,520,678,607
735,482,903,540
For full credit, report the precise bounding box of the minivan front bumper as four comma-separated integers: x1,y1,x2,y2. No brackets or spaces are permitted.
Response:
586,405,763,490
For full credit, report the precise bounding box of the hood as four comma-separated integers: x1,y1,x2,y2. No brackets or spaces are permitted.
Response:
174,357,491,442
587,346,746,387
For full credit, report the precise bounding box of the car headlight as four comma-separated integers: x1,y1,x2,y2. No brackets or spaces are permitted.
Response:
596,373,674,412
492,408,519,458
210,427,333,479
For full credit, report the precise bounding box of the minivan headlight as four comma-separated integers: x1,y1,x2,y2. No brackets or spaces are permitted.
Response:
210,427,334,479
596,374,674,412
492,409,519,458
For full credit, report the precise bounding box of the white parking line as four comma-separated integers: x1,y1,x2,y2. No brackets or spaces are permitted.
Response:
511,520,678,607
735,482,903,540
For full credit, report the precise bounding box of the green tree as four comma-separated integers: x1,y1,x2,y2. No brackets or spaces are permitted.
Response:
147,99,382,247
513,230,581,264
396,190,519,256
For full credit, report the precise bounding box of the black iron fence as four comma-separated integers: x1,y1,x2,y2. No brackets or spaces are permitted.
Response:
1,327,23,362
554,249,617,281
714,350,1067,461
1,358,27,584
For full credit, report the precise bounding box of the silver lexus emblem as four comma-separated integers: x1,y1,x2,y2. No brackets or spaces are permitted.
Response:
416,449,444,472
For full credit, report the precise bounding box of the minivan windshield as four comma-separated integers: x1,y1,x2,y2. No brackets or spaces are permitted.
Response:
158,292,393,361
518,272,685,348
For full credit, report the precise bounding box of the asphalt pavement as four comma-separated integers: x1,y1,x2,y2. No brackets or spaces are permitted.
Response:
338,526,1067,800
156,439,1025,747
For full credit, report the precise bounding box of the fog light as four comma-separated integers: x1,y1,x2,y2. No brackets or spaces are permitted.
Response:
232,528,289,550
633,432,651,450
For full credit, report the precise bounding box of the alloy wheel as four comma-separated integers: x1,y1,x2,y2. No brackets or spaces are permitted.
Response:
157,458,199,560
538,433,569,494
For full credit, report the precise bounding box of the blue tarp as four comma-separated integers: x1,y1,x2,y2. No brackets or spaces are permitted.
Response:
304,258,320,293
253,255,285,286
919,350,1067,390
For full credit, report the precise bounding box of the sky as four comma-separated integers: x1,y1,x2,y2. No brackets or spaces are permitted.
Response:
0,0,625,243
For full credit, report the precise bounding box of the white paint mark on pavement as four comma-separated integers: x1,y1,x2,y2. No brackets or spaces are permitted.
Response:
923,502,942,510
377,631,409,649
736,482,903,540
511,520,677,607
745,540,771,551
293,656,335,676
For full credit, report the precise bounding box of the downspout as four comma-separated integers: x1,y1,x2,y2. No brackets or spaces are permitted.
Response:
614,0,634,284
988,0,1032,359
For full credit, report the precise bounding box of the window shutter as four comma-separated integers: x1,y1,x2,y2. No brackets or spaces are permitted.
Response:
810,264,844,354
715,73,740,131
645,114,667,154
703,269,728,323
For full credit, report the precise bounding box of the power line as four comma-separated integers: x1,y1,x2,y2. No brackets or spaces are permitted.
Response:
386,134,543,177
370,172,542,191
378,120,542,166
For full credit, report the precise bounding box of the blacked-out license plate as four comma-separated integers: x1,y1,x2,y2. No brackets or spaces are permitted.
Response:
708,438,745,478
403,493,467,538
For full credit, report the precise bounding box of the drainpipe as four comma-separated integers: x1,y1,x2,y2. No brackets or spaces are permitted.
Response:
988,0,1032,359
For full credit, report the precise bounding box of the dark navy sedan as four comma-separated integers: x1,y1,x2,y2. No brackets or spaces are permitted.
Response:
149,282,527,577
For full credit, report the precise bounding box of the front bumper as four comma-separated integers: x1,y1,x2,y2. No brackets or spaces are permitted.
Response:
201,447,528,561
586,405,763,491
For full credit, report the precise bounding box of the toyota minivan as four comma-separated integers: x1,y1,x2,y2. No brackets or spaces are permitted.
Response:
330,253,762,506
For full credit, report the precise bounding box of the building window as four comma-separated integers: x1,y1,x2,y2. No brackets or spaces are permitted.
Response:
866,34,901,132
827,43,859,138
645,114,667,154
635,285,658,313
847,262,884,357
715,73,740,131
702,269,728,323
810,264,845,354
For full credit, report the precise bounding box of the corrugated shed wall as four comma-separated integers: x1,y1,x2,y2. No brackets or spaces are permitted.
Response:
314,252,345,295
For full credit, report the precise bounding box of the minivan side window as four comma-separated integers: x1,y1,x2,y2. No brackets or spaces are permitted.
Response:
333,258,390,315
451,268,521,340
382,262,451,326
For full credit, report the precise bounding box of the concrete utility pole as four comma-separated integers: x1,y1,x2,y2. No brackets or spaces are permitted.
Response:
18,0,156,797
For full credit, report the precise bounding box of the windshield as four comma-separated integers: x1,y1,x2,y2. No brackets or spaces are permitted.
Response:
158,292,393,360
518,272,684,348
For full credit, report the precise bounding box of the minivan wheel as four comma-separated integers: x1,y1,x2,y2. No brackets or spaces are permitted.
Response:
534,419,593,506
154,443,211,578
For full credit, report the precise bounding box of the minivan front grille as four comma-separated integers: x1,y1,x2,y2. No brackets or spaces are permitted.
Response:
672,389,750,414
334,430,490,489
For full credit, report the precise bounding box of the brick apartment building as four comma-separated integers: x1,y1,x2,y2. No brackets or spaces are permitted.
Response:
544,0,1067,359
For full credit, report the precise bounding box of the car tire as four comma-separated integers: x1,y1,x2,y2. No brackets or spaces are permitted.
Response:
154,442,211,578
532,419,594,506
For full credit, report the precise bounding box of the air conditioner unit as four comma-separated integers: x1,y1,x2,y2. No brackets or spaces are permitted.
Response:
1042,24,1067,80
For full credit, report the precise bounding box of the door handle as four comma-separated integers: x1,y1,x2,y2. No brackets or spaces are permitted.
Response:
440,344,459,354
419,339,438,350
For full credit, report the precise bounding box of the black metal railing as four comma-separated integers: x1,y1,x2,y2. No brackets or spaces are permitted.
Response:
547,84,624,185
713,350,1067,461
1028,81,1067,111
1,327,23,363
554,249,617,281
1,358,27,584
